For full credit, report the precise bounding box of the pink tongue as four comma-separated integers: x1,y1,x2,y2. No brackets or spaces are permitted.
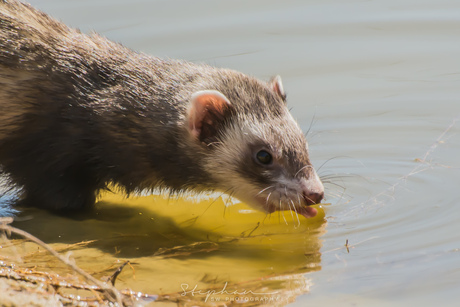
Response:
300,206,318,218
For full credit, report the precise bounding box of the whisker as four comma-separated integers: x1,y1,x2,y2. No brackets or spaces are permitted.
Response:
322,174,350,202
316,156,356,173
264,190,275,222
201,187,232,215
304,193,314,204
286,197,295,226
319,173,369,183
290,199,301,228
304,108,317,137
324,184,348,205
324,181,346,191
324,190,344,198
320,174,357,180
295,165,313,178
256,185,275,196
336,186,348,204
265,191,273,206
280,198,288,225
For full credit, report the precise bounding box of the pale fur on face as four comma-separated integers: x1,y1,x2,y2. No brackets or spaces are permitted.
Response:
202,111,321,214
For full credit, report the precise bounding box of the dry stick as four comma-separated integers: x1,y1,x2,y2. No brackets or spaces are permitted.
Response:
25,240,98,258
107,261,130,286
345,113,460,217
0,221,124,306
420,114,459,162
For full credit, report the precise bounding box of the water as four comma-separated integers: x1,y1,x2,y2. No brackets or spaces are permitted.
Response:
4,0,460,305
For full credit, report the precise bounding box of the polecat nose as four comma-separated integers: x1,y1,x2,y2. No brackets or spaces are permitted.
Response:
303,190,324,206
300,171,324,206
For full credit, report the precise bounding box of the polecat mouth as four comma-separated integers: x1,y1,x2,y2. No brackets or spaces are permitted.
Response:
253,195,318,218
273,203,318,218
297,205,318,218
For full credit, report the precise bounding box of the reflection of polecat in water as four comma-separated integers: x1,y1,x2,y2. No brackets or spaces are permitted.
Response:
0,0,324,218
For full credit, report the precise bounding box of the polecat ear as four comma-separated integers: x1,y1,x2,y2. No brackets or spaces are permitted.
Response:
269,75,286,101
187,90,233,143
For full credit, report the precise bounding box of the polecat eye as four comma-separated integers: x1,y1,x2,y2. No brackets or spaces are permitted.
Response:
256,150,272,165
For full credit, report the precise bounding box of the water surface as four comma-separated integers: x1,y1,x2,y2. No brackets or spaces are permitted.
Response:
5,0,460,306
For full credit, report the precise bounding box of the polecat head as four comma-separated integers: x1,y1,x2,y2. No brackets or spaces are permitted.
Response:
186,74,324,218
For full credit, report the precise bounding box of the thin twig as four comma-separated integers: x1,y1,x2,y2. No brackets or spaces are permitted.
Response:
0,220,124,306
107,261,130,286
347,113,460,216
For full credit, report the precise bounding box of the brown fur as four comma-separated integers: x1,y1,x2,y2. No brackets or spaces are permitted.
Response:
0,0,323,215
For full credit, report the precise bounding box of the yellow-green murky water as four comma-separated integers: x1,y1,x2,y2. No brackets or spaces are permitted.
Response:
6,191,326,305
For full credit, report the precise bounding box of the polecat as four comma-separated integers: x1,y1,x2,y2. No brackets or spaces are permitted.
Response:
0,0,324,218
